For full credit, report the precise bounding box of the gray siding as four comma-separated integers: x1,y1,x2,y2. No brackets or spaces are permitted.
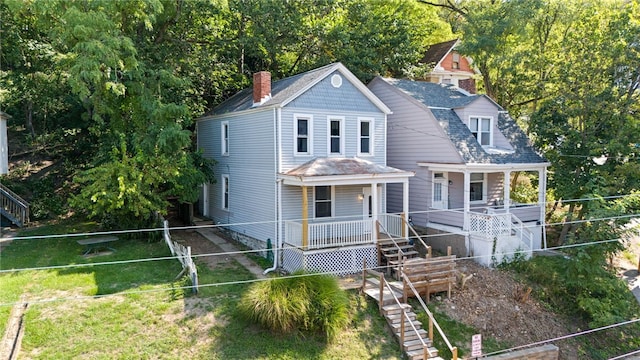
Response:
197,110,277,244
487,172,504,204
279,108,386,171
281,184,378,222
288,71,380,113
369,79,461,227
454,97,511,150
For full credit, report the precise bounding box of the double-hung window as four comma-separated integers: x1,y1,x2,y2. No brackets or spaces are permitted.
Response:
328,116,344,155
295,114,312,155
358,117,373,156
221,121,229,155
469,173,486,203
469,117,492,146
314,186,332,218
222,174,229,210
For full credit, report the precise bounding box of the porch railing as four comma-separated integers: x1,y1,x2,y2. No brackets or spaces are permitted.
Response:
469,212,511,237
285,219,375,250
0,183,29,227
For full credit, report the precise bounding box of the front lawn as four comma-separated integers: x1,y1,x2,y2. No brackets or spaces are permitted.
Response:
0,223,404,359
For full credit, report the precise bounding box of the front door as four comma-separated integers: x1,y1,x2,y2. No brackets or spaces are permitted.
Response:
432,173,448,209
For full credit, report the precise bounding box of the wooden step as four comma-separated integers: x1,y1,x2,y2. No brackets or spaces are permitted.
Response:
403,338,433,352
382,303,412,316
385,250,420,260
381,244,415,253
395,328,429,342
363,287,402,306
386,311,417,323
367,277,403,293
390,319,422,332
406,348,441,360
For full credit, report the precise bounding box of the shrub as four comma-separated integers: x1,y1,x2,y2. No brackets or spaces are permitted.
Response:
238,271,349,340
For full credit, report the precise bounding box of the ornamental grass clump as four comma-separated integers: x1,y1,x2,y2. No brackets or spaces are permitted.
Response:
238,271,349,340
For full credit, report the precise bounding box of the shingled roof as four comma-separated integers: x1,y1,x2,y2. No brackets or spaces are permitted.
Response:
283,157,409,177
420,39,458,68
377,78,546,165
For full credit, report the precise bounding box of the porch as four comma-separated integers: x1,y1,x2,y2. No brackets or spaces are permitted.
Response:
281,214,407,275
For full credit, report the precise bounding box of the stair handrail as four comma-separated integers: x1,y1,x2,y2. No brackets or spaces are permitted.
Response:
0,183,30,226
362,260,435,359
401,271,458,360
399,215,432,258
376,220,407,258
0,183,29,208
510,213,533,253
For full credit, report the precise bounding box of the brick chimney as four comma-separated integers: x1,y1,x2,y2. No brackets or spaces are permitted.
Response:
253,71,271,105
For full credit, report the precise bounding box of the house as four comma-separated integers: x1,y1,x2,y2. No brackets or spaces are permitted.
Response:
368,78,550,266
0,111,9,175
197,63,414,275
419,39,479,94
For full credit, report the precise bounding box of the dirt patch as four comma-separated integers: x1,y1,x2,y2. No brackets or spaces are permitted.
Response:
169,229,231,268
436,259,581,358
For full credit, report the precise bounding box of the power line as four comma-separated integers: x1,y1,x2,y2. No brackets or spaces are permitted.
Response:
608,348,640,360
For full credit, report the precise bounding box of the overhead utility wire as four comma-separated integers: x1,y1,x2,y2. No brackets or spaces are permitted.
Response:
1,211,638,274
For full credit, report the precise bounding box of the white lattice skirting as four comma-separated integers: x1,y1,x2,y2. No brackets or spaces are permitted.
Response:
282,244,378,276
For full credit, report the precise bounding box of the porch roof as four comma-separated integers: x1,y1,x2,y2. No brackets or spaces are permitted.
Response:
279,157,414,186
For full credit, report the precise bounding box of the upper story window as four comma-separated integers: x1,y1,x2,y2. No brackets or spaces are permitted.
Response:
452,53,460,69
469,172,486,203
221,121,229,155
469,117,492,146
358,117,373,156
294,114,313,155
222,174,229,210
314,186,332,218
328,116,344,155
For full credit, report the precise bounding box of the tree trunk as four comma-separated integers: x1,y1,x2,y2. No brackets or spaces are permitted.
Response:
558,202,575,244
25,100,35,139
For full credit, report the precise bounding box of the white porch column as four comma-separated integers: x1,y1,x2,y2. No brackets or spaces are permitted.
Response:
463,171,470,231
539,167,548,248
371,182,379,223
403,178,410,237
503,170,511,211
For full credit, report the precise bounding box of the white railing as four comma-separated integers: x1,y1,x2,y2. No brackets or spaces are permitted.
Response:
162,220,198,293
469,212,511,237
511,213,533,252
381,213,403,238
285,219,375,250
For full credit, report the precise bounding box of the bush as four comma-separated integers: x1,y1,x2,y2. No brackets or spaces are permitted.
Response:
238,271,349,340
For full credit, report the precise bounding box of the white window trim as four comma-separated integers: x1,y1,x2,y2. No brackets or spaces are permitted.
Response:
221,174,229,210
313,185,335,218
221,121,229,156
327,116,345,156
357,117,374,156
294,114,313,156
468,116,493,147
469,172,487,204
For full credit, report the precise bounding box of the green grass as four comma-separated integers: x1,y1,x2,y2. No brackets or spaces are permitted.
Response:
0,221,408,359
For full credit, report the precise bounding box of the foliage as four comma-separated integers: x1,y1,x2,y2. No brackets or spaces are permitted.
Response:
238,271,349,340
506,255,640,329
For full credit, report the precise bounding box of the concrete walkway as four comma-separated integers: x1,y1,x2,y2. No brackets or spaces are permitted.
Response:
195,227,267,279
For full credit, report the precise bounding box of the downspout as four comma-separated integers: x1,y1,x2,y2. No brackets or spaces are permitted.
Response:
265,107,282,274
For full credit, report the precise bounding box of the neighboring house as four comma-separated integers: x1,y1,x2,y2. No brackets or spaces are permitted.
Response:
419,39,479,94
197,63,413,274
0,111,9,175
368,78,550,266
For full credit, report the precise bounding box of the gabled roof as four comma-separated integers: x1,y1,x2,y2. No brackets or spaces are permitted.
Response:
381,78,501,110
204,62,391,117
372,77,546,165
420,39,459,69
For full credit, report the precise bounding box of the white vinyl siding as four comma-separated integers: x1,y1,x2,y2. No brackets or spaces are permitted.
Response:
327,116,345,156
357,117,373,156
368,78,462,227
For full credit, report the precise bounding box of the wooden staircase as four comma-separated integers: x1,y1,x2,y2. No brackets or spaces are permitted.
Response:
377,234,420,278
362,268,446,360
0,183,29,227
